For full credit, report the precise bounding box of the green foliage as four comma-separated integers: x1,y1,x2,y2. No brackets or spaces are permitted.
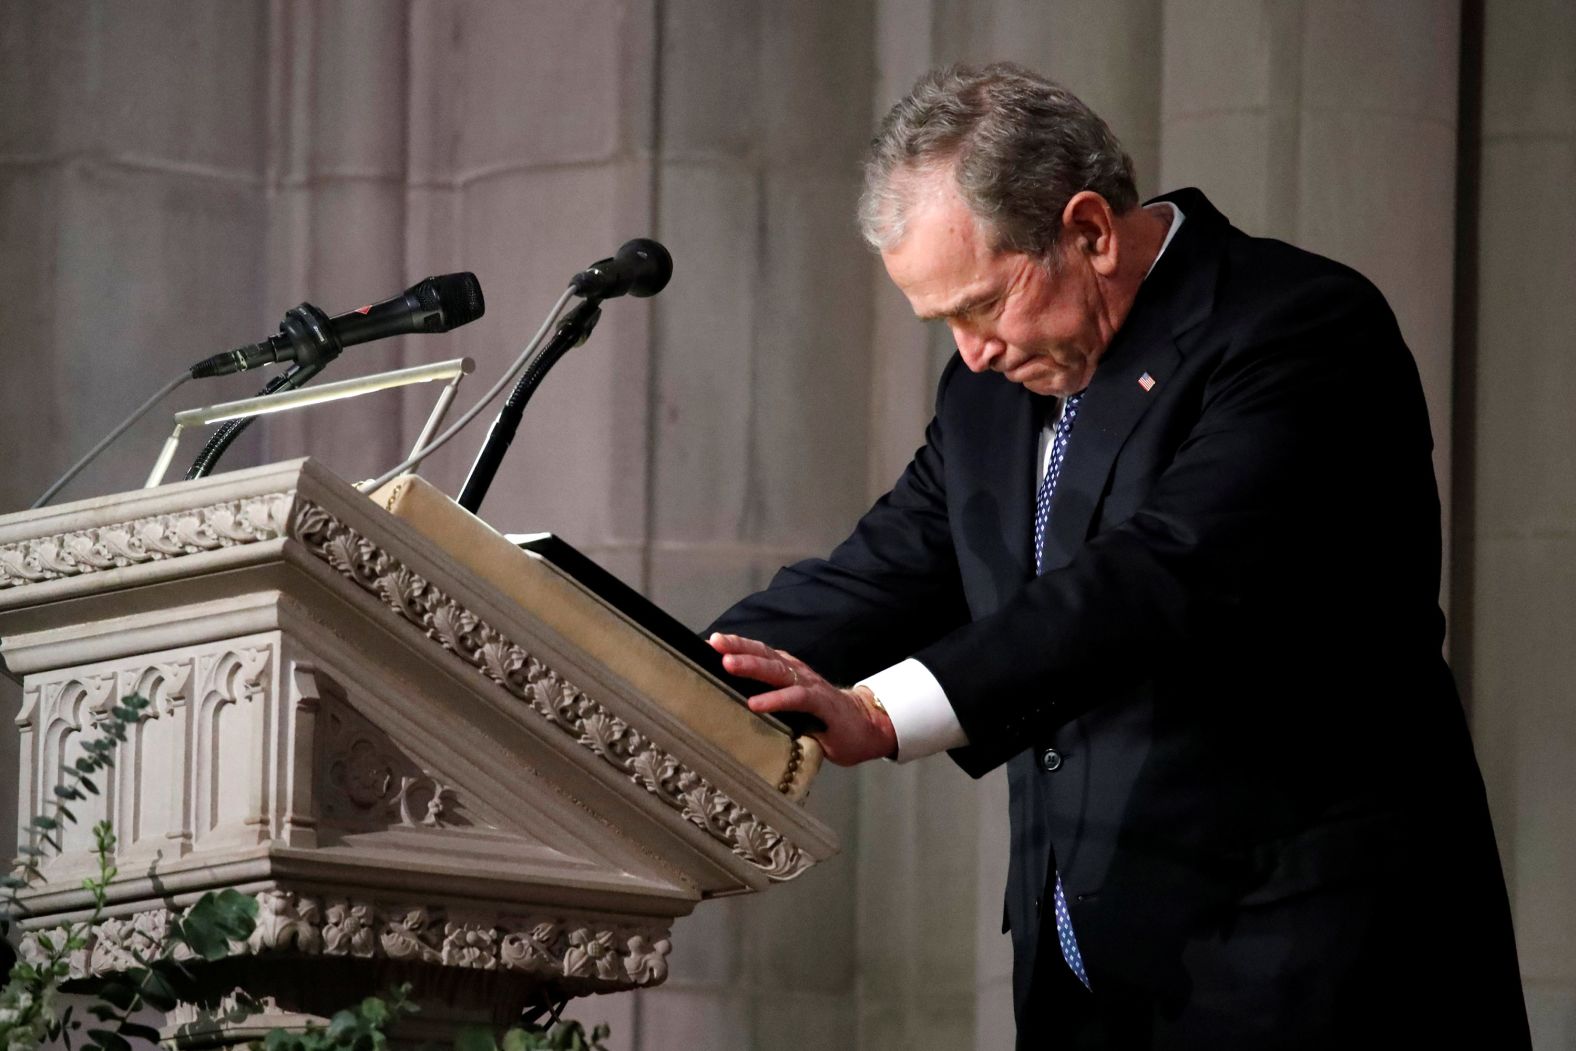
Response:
0,692,609,1051
0,692,270,1050
176,890,259,963
498,1019,612,1051
455,1018,611,1051
255,985,419,1051
243,985,610,1051
2,694,152,1050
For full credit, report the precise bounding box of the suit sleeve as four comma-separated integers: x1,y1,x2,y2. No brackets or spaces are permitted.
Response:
923,273,1444,773
707,357,972,686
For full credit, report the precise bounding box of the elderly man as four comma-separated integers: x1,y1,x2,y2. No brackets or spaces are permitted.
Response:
707,64,1527,1047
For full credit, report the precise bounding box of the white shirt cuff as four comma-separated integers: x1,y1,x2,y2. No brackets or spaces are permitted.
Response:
857,658,968,762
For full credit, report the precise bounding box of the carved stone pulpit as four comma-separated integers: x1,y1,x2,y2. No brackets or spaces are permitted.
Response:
0,459,836,1047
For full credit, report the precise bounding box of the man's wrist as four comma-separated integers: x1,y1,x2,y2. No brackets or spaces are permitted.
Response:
852,683,887,714
849,684,898,760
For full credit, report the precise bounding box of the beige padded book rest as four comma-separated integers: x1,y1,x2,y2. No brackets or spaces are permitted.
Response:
368,474,823,801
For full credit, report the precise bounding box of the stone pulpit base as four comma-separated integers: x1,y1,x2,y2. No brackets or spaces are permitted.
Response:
0,459,836,1047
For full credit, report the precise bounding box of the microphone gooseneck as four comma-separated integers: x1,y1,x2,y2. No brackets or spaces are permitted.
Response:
456,239,673,514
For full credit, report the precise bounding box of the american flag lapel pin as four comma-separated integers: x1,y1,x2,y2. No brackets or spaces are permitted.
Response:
1138,372,1156,392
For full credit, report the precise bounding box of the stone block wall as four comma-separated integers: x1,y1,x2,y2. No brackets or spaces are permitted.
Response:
2,1,1572,1047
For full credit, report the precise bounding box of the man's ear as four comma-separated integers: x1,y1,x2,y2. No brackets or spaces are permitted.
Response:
1060,191,1119,276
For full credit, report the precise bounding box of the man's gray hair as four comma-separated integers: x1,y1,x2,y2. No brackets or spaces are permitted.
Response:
859,63,1138,258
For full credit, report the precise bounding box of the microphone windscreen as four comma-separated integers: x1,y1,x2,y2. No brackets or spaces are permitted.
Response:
617,239,673,298
423,272,486,331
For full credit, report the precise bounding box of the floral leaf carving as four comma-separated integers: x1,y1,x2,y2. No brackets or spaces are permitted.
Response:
0,492,296,590
376,564,428,623
14,892,676,989
429,601,480,657
293,502,815,881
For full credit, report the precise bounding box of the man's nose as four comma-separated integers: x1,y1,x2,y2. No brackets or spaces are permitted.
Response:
952,324,1002,372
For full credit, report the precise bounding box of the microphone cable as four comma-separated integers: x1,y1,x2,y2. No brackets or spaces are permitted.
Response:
359,285,578,495
29,369,192,510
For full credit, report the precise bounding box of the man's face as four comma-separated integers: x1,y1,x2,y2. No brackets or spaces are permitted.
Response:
881,181,1108,397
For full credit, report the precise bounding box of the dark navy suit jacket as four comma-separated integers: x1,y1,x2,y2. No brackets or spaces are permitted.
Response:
710,189,1528,1047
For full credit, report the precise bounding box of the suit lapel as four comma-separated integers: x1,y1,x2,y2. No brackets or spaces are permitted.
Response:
1038,189,1226,572
958,378,1045,611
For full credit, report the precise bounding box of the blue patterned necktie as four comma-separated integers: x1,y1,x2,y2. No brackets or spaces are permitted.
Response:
1032,391,1091,990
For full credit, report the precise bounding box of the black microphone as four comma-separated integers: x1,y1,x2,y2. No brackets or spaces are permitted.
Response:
570,239,673,300
189,272,486,378
456,240,674,514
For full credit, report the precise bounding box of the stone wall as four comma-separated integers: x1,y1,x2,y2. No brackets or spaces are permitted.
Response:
2,1,1572,1047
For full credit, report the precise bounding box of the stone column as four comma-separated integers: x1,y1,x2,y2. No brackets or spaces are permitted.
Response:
1159,0,1462,601
353,0,661,591
1466,2,1576,1045
0,0,278,508
614,3,880,1049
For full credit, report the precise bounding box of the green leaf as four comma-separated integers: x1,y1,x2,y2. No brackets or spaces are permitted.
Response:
176,889,258,959
125,694,151,710
216,886,260,916
0,874,26,889
136,963,180,1010
86,1030,132,1051
56,804,77,823
54,784,84,801
359,996,390,1027
455,1026,499,1051
119,1022,161,1042
263,1030,303,1051
173,917,231,961
502,1029,536,1051
97,979,138,1010
324,1010,360,1042
36,930,57,953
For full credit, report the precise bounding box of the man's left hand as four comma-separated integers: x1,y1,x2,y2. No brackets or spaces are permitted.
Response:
707,632,898,765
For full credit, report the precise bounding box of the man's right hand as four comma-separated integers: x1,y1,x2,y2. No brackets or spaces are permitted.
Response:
707,632,898,765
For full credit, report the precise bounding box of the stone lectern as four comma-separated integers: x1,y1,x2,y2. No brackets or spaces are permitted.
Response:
0,459,835,1047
